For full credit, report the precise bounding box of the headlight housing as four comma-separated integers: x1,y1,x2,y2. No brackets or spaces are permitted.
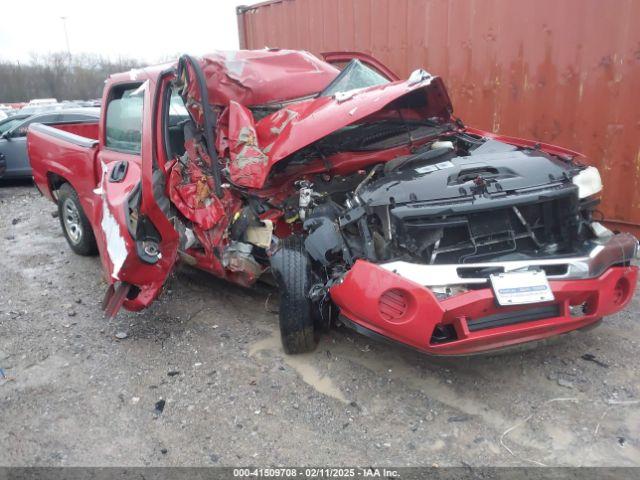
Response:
572,166,602,199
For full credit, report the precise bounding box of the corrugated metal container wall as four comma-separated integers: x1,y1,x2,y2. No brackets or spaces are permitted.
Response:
237,0,640,234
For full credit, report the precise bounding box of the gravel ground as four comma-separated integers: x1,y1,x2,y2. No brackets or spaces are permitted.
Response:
1,182,639,467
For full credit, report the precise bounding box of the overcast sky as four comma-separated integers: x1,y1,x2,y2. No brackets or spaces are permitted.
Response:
0,0,261,63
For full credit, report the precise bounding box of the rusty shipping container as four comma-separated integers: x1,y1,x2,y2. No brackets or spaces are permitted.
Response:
237,0,640,234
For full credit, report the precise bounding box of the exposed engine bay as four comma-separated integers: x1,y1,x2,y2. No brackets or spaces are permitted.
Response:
291,133,605,292
301,134,597,265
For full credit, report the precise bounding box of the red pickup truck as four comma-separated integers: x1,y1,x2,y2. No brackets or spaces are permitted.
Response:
28,50,638,355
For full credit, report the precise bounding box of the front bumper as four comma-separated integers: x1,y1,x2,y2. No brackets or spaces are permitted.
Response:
329,234,639,355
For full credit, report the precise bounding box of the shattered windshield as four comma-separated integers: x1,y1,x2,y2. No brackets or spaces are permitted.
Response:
320,59,389,97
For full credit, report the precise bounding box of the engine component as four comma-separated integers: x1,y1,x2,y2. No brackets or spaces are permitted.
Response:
230,206,260,240
245,220,274,249
296,180,323,221
304,217,345,265
383,145,454,173
222,241,263,286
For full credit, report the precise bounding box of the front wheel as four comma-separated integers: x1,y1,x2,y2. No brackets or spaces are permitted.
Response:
57,183,98,256
271,236,318,354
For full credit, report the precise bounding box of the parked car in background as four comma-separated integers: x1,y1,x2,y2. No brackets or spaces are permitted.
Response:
0,114,30,135
0,114,32,178
17,100,100,116
73,99,102,107
17,104,64,116
0,110,7,121
0,103,25,117
27,98,58,106
0,108,99,180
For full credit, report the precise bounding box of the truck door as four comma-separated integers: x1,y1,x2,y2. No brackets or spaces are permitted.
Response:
96,80,179,315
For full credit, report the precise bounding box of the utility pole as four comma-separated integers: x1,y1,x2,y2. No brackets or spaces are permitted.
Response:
60,16,71,62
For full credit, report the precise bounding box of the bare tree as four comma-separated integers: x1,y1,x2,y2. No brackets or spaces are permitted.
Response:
0,53,146,102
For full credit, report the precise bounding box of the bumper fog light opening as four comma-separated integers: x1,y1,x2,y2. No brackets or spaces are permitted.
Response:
430,323,458,344
612,278,630,305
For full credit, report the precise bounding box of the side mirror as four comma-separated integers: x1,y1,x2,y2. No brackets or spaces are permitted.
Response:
0,131,9,140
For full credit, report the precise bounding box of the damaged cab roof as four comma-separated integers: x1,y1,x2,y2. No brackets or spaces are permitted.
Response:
197,49,341,106
174,49,455,190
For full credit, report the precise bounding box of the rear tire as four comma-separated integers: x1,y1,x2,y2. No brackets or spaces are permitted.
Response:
272,236,318,354
57,183,98,256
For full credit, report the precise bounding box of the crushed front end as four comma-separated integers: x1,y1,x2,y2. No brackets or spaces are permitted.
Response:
118,51,637,356
330,239,637,355
300,133,639,354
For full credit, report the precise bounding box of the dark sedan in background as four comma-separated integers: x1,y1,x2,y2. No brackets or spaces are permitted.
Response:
0,108,99,179
0,114,30,135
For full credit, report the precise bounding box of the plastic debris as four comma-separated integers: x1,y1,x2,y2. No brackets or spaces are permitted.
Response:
155,399,166,414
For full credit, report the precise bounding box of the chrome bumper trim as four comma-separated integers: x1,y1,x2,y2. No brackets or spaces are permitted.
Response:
380,233,639,287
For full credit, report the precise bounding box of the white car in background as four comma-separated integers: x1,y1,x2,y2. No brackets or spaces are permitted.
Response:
27,98,58,106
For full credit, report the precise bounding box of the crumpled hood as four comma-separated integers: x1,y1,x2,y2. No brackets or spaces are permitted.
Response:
217,75,453,189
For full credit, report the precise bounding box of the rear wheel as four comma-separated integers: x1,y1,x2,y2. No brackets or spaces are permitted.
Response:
272,236,318,354
57,183,98,256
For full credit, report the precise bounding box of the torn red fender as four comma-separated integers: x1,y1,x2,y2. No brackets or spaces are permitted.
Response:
168,160,226,230
218,101,269,188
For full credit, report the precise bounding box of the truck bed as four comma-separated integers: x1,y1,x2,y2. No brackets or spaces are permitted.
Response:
27,121,100,203
52,121,99,140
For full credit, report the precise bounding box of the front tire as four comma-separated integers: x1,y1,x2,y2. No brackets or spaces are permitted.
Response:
57,183,98,256
271,236,318,354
